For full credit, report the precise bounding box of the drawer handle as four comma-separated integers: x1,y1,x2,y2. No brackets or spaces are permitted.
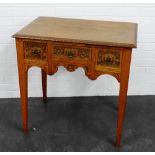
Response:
66,50,76,58
32,49,41,57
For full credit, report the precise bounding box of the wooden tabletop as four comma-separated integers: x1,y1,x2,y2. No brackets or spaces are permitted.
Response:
13,16,137,48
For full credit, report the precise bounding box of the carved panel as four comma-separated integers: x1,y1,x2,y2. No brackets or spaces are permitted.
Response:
97,49,121,67
94,71,120,82
53,45,91,60
24,41,47,60
96,48,122,73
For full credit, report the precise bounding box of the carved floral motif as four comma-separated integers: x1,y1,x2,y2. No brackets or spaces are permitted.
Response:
53,46,90,59
24,41,47,60
97,49,121,68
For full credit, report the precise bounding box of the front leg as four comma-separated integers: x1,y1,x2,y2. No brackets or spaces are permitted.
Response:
116,48,132,146
16,39,28,133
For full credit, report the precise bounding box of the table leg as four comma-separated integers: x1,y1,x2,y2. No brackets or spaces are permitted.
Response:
41,69,47,103
19,70,28,133
116,49,132,146
16,39,28,133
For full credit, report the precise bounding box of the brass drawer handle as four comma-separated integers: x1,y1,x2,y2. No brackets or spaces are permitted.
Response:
31,48,41,57
66,50,76,58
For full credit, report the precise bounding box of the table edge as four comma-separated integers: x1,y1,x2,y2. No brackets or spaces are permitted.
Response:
12,34,137,48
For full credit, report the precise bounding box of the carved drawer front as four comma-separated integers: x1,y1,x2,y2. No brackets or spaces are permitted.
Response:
95,48,122,73
52,44,91,61
23,41,47,61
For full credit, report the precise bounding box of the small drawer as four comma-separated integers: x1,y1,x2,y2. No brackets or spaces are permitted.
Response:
52,43,91,61
23,41,47,61
95,47,122,73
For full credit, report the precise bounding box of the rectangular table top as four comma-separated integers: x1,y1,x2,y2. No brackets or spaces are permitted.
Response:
13,16,137,48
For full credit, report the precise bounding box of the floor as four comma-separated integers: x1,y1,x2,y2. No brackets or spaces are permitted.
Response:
0,96,154,152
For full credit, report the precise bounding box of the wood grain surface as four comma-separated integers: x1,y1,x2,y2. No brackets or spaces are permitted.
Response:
13,17,137,48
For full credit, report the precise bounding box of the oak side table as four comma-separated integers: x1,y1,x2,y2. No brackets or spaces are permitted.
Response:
12,17,137,146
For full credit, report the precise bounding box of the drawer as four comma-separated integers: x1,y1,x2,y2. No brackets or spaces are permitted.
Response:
23,41,47,61
52,43,91,61
95,47,122,73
